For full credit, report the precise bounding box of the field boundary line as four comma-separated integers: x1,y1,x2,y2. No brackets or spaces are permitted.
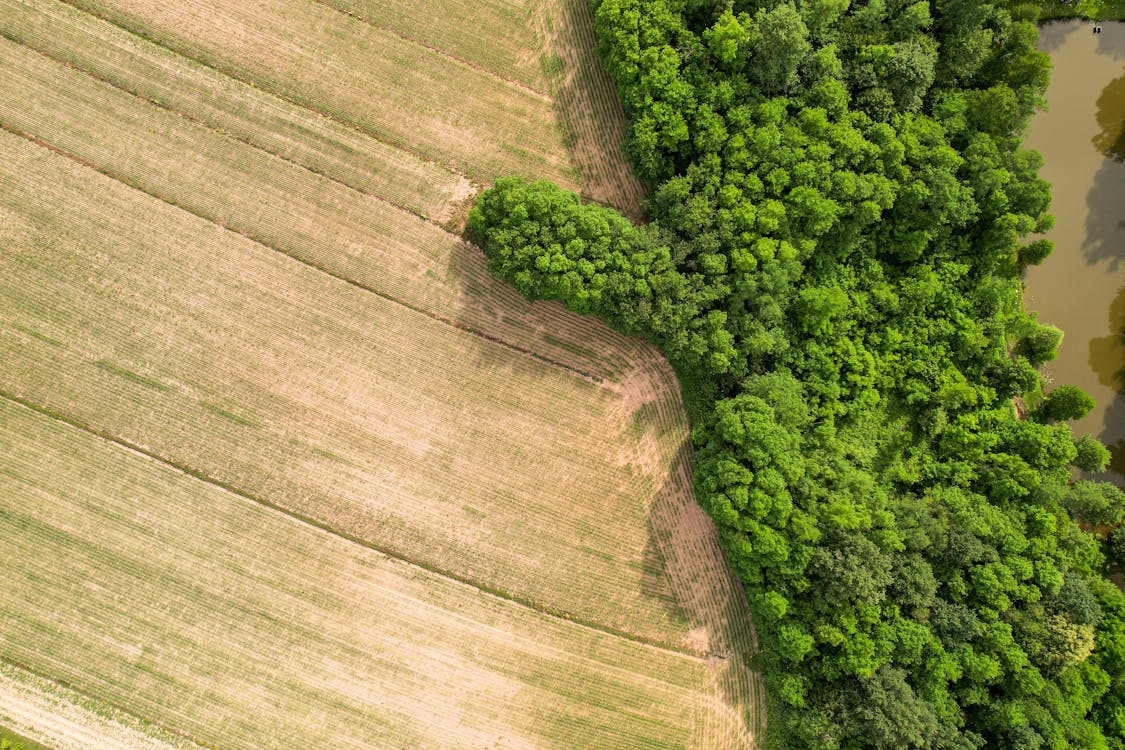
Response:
48,0,480,187
0,390,713,661
309,0,552,102
0,122,605,386
0,656,216,750
0,30,472,235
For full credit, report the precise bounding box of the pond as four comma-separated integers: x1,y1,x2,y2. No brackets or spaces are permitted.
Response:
1023,19,1125,485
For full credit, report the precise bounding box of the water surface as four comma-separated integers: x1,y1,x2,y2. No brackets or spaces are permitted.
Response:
1023,20,1125,483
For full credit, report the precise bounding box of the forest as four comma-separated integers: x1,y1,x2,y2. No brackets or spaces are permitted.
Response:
468,0,1125,747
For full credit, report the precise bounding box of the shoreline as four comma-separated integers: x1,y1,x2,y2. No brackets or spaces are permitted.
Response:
1039,0,1125,22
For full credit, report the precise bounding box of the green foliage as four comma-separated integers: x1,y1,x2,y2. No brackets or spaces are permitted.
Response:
1040,0,1118,20
1017,322,1064,366
747,4,813,95
1110,525,1125,566
1052,575,1104,626
469,0,1125,745
1075,434,1113,473
1065,481,1125,526
1019,237,1053,266
1036,385,1096,423
0,731,35,750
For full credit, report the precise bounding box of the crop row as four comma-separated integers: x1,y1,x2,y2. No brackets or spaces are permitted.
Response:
0,398,725,749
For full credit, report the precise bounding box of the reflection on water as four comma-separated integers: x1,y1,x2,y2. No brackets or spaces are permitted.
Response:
1089,284,1125,392
1083,97,1125,268
1094,284,1125,478
1024,20,1125,485
1093,76,1125,161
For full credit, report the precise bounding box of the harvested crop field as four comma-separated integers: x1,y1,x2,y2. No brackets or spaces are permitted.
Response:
0,0,761,747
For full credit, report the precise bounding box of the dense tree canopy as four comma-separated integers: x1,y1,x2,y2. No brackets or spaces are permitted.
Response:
468,0,1125,746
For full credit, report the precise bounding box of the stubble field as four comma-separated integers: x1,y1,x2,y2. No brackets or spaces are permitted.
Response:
0,0,763,747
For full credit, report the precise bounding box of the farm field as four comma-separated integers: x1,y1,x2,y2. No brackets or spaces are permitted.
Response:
58,0,573,184
0,0,761,746
0,398,734,749
0,662,203,750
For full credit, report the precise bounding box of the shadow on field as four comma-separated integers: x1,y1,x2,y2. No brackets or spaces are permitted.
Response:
639,437,694,628
645,438,762,709
446,228,761,742
541,0,647,220
444,235,642,380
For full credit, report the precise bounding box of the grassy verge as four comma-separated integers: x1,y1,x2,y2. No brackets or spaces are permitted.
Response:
0,727,52,750
1039,0,1125,21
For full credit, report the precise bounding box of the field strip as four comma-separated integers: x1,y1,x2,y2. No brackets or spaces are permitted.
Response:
58,0,578,186
0,0,471,223
315,0,649,216
8,0,640,216
1,384,697,659
0,397,750,749
0,36,460,232
0,119,603,387
0,662,209,750
538,0,648,217
0,33,643,381
315,0,549,91
609,361,767,745
0,126,703,647
5,0,475,200
310,0,550,98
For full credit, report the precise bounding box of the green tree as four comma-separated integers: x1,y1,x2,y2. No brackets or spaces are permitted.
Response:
1018,238,1052,266
1051,575,1103,627
885,38,939,112
1109,524,1125,566
808,531,893,609
1017,323,1064,366
1064,481,1125,526
841,667,945,749
1073,435,1111,473
703,11,751,72
748,3,812,95
1037,385,1096,423
1038,614,1097,675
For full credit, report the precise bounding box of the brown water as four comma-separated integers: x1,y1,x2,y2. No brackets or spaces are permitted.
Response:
1023,20,1125,484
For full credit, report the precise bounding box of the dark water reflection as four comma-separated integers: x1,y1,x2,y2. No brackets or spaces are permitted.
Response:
1089,284,1125,391
1024,20,1125,485
1093,76,1125,161
1092,283,1125,478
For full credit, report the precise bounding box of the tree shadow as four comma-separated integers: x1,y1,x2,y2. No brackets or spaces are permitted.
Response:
446,229,767,732
1090,283,1125,486
1097,397,1125,486
1094,21,1125,60
442,244,766,739
1083,80,1125,268
1092,74,1125,162
641,424,766,742
1037,18,1083,55
1041,19,1125,59
539,0,648,220
443,235,651,379
1089,283,1125,392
